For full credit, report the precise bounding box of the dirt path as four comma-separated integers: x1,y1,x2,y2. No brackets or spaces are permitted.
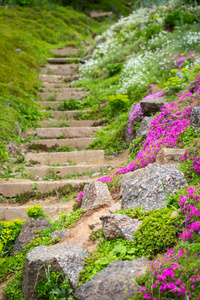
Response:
61,206,110,252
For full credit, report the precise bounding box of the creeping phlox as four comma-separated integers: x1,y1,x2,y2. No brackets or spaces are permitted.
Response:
139,186,200,300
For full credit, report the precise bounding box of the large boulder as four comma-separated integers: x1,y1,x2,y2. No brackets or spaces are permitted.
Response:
156,148,185,165
13,217,51,254
121,164,187,211
50,229,70,241
81,181,114,210
22,243,88,300
140,96,166,116
190,106,200,132
136,116,154,138
100,214,142,242
74,258,148,300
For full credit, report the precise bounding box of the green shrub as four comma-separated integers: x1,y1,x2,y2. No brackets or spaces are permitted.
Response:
59,209,84,228
0,219,25,257
25,205,47,220
164,10,199,31
35,268,74,300
132,207,184,258
107,63,122,77
60,98,82,111
108,94,130,116
0,141,8,163
115,207,149,220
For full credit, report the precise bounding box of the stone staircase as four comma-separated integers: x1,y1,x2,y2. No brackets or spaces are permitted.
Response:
0,47,108,210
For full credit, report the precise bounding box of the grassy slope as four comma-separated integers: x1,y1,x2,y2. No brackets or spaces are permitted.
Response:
0,4,114,162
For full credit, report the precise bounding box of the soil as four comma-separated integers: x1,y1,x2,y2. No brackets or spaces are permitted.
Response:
61,205,110,252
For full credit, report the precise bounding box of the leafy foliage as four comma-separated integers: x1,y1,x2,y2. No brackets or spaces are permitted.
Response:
25,205,47,220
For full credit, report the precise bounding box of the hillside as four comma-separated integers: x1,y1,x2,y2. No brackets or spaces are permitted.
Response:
0,0,200,300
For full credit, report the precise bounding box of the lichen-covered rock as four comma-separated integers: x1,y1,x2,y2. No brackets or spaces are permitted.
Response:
50,229,70,241
81,181,114,210
13,217,51,254
156,148,185,165
109,202,121,213
190,106,200,132
22,243,88,300
140,96,166,116
136,116,154,138
121,164,187,211
100,214,142,242
74,258,148,300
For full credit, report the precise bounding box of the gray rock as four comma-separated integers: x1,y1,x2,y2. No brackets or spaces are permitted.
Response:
13,217,51,254
109,202,121,213
22,243,88,300
6,141,20,155
136,116,154,138
140,96,166,116
146,83,161,96
190,106,200,132
121,164,187,211
100,214,142,242
156,148,185,165
74,258,148,300
177,71,184,79
91,172,102,178
81,181,114,210
189,79,199,93
50,229,70,241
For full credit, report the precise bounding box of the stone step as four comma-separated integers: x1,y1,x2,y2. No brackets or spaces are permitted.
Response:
0,203,73,221
51,48,80,57
42,83,72,89
90,11,113,18
36,127,101,139
25,150,104,165
0,178,94,198
40,64,79,76
25,164,108,179
43,110,90,119
38,120,100,127
41,87,83,93
31,138,94,149
46,58,81,64
37,101,61,109
39,74,79,83
39,91,90,100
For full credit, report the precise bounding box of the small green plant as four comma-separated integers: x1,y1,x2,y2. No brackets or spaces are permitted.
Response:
59,209,84,228
58,135,66,139
0,141,8,163
115,207,149,220
107,63,122,77
60,98,82,111
108,94,130,117
128,137,145,160
35,266,74,300
89,230,104,241
25,205,47,220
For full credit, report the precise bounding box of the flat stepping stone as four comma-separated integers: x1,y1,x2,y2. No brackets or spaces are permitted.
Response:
39,91,90,100
39,74,79,83
36,127,102,139
42,110,91,119
42,83,72,89
38,120,101,127
25,164,108,179
0,203,72,221
25,150,105,165
51,48,80,57
46,57,81,63
40,64,79,76
41,87,84,93
90,11,113,18
37,101,61,109
0,178,94,198
31,138,95,149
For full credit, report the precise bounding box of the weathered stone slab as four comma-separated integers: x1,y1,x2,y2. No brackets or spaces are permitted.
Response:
31,138,95,149
37,101,60,108
50,48,80,57
48,110,91,119
25,150,104,165
100,214,142,242
156,148,185,165
22,243,88,300
36,127,102,139
74,258,148,300
121,164,187,211
38,120,100,128
90,11,113,18
50,229,70,241
13,217,51,254
39,91,90,100
81,181,114,210
46,57,81,63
